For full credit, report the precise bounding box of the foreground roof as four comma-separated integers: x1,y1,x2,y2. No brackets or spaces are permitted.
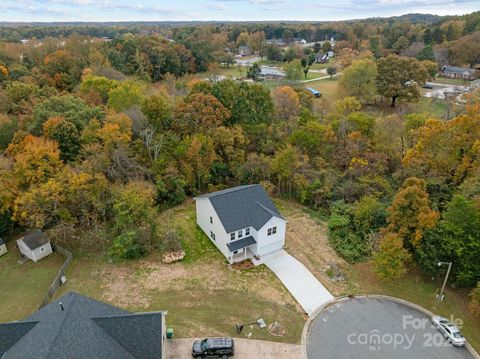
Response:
0,292,164,359
196,184,285,233
17,230,49,250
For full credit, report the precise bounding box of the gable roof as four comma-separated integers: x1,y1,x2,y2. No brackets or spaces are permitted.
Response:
196,184,285,233
17,230,49,250
442,66,476,75
0,292,164,359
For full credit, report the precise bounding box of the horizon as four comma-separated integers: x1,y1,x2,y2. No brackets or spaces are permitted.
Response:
0,1,478,23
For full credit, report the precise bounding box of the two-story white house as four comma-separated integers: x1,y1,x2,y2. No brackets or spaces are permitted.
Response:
195,184,287,264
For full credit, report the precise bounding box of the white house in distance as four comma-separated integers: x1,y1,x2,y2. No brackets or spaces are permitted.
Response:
16,230,53,262
195,184,287,264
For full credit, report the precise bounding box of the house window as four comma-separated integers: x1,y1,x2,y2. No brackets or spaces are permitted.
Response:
245,228,250,236
230,233,235,241
210,231,215,241
233,250,238,254
238,230,243,238
267,226,277,236
41,247,45,252
210,216,213,224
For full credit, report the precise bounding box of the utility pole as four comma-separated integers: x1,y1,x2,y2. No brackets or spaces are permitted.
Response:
436,261,452,301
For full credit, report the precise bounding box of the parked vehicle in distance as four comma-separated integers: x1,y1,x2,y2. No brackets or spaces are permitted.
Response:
431,316,467,347
192,337,234,358
422,82,434,89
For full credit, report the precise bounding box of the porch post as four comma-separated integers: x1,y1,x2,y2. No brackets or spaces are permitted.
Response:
244,248,247,260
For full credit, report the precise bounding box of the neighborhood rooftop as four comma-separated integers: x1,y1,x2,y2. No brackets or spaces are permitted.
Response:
0,292,164,359
196,184,285,233
442,66,476,75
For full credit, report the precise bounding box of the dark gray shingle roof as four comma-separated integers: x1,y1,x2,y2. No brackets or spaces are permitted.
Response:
0,292,164,359
227,236,257,252
18,230,49,250
196,184,285,233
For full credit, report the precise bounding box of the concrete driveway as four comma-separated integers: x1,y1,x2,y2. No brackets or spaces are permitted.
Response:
165,338,301,359
262,250,333,315
306,297,475,359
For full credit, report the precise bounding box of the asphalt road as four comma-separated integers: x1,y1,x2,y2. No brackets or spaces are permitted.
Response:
306,297,475,359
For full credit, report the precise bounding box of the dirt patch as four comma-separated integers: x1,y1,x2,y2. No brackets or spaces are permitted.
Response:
232,259,255,270
278,200,350,296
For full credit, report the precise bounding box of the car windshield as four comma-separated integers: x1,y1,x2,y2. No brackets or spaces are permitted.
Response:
201,340,208,351
452,332,463,339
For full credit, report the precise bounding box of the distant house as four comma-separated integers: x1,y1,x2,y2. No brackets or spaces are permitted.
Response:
16,230,52,262
258,66,285,79
265,38,286,47
195,184,287,264
0,238,7,257
441,66,476,80
315,51,334,64
238,45,252,56
0,292,166,359
20,39,29,44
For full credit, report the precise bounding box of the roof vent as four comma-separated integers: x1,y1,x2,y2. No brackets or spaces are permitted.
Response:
60,302,64,311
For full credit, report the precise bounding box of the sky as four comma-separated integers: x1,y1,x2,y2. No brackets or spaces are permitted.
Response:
0,0,478,22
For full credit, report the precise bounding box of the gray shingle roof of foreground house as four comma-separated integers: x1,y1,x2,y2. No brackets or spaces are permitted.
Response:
0,292,165,359
196,184,284,233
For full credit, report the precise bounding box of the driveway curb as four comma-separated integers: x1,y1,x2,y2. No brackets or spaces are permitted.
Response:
300,294,480,359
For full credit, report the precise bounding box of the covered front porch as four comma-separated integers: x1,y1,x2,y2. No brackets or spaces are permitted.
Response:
227,236,257,264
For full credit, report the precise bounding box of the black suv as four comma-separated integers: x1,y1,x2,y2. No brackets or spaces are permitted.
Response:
192,337,234,358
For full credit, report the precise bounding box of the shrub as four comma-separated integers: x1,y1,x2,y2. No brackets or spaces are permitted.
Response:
110,230,147,259
469,283,480,317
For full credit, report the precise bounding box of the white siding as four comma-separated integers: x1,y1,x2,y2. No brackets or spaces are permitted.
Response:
32,242,53,262
195,198,231,259
0,243,7,256
16,239,52,262
256,217,286,256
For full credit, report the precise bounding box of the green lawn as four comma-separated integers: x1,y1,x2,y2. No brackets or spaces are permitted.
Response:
304,77,340,104
353,263,480,352
434,76,471,86
55,200,306,343
0,240,64,322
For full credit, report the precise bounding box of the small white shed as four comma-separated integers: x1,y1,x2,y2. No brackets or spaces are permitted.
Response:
0,238,7,257
16,230,52,262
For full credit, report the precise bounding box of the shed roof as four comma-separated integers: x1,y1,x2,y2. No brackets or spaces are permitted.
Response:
17,230,49,250
196,184,285,233
0,292,164,359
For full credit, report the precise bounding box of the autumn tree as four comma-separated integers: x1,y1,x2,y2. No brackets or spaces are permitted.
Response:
376,54,427,107
174,93,230,135
141,92,173,132
79,75,117,104
10,135,63,189
339,59,377,104
272,86,300,122
373,232,411,280
43,116,81,162
108,81,143,111
30,95,104,135
42,49,80,91
387,177,439,248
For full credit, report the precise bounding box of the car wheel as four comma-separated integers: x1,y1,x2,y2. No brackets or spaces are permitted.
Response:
222,356,228,359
